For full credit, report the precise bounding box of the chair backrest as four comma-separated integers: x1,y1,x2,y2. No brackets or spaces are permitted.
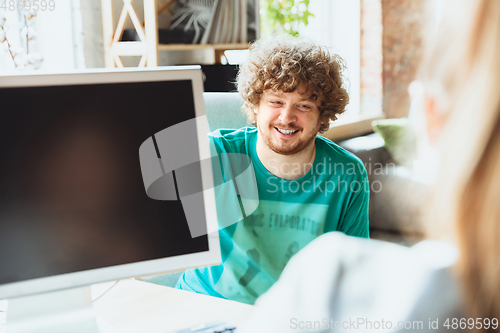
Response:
203,92,251,131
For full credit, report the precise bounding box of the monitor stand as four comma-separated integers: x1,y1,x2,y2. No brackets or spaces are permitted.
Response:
7,286,101,333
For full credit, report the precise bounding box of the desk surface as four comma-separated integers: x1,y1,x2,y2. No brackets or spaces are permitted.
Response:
93,279,254,333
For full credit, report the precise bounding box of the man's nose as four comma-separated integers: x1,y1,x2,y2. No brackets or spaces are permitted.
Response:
278,105,297,125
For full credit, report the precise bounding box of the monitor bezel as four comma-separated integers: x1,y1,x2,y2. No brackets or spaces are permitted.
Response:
0,66,221,299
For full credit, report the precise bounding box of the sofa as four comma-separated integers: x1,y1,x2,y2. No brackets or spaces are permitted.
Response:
336,133,427,245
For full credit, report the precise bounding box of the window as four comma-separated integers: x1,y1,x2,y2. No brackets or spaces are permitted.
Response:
299,0,362,122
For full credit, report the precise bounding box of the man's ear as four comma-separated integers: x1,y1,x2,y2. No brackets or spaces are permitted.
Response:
319,114,328,125
424,95,446,142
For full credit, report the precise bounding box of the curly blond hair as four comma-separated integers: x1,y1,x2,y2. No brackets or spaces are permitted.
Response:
420,0,500,324
236,35,349,133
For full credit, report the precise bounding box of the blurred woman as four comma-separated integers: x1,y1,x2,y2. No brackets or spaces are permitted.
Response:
237,0,500,331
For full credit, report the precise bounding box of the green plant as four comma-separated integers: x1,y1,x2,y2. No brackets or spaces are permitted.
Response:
260,0,314,37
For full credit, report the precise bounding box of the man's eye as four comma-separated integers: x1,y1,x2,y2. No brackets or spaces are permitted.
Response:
298,104,311,110
270,100,283,105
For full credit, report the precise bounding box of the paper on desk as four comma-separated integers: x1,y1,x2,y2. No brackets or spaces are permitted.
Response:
0,299,7,333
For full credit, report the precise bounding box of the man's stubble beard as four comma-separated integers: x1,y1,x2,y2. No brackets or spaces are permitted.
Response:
257,122,321,156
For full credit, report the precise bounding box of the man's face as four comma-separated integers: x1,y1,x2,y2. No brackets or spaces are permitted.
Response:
255,88,323,156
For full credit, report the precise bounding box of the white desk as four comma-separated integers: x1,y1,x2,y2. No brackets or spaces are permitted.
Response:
0,279,253,333
93,279,253,333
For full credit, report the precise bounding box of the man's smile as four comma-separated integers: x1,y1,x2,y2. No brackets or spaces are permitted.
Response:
274,127,300,137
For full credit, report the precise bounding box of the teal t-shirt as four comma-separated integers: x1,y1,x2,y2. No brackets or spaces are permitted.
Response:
176,127,369,304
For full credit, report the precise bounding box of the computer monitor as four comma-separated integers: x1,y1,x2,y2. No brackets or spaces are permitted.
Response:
0,67,221,333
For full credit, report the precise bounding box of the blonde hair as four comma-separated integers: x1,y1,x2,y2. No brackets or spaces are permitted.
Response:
421,0,500,325
236,35,349,133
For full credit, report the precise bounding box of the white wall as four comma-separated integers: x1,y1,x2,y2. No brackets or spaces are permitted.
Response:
36,0,82,71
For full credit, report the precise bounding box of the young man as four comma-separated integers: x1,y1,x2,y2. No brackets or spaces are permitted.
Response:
176,36,369,304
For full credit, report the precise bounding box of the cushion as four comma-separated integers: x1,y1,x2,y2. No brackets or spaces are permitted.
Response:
371,118,417,166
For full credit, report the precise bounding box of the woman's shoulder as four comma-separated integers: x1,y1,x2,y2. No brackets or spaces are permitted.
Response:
238,233,464,332
294,232,458,271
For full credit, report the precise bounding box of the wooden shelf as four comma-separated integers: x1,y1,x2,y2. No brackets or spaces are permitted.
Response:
101,0,251,68
109,42,249,55
157,43,250,51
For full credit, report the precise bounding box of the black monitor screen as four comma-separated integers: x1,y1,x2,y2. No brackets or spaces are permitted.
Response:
0,79,209,285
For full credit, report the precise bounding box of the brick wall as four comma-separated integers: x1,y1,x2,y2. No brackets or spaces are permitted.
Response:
381,0,427,118
360,0,383,117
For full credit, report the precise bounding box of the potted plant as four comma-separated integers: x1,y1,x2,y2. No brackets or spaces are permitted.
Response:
260,0,314,36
